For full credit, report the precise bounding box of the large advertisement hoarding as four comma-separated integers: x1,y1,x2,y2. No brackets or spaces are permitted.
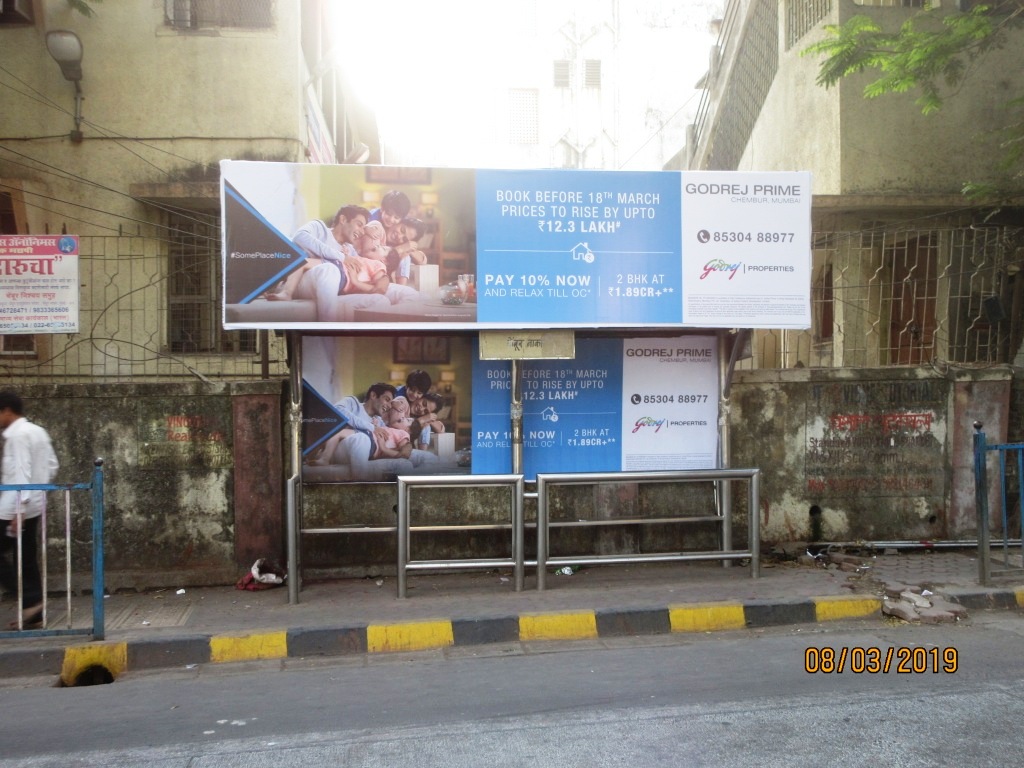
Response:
0,235,80,334
301,334,718,483
222,161,811,331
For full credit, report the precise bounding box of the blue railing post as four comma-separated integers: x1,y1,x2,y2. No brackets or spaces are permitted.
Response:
973,423,990,585
91,458,105,640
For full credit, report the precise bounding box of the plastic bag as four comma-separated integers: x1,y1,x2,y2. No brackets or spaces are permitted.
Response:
235,558,287,591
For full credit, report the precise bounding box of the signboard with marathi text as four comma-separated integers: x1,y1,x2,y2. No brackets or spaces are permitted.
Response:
221,161,811,331
0,235,80,334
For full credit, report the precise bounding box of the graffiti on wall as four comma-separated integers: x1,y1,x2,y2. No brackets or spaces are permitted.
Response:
138,409,233,469
805,382,945,497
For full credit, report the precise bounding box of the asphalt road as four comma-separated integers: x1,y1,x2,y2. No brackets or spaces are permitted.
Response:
3,613,1023,767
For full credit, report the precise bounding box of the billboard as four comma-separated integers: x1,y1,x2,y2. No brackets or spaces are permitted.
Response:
0,235,80,334
300,334,718,483
222,161,811,331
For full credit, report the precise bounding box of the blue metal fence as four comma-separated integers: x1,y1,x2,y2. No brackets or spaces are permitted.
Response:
0,459,105,640
973,425,1023,585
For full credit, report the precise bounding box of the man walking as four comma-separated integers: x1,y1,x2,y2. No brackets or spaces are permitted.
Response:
0,391,59,629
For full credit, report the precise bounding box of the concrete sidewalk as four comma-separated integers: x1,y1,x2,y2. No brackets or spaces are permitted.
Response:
2,549,1022,686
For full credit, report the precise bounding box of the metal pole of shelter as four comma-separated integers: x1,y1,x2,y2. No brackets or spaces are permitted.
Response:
973,422,991,586
91,458,105,640
511,359,523,475
286,332,303,604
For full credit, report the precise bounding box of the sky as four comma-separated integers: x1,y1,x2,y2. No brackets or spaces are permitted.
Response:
330,0,724,170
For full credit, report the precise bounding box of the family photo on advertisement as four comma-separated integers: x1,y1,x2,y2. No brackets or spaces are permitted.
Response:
223,163,479,327
301,336,473,483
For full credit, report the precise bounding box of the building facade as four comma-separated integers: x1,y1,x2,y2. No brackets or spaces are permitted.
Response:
676,0,1023,543
0,0,377,587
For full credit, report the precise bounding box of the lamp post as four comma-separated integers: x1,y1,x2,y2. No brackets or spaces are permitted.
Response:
45,30,84,143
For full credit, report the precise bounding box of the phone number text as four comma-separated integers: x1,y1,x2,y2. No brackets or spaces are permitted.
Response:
706,232,795,243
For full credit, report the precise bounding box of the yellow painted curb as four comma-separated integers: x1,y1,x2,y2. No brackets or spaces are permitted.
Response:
814,595,881,622
367,620,454,653
519,612,598,641
61,642,127,686
669,602,746,633
209,631,288,663
1014,587,1024,609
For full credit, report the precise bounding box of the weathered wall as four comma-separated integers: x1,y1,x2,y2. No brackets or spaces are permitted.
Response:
729,366,1014,544
15,382,284,591
13,368,1019,589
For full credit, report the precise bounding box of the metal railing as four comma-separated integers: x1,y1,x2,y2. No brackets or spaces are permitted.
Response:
0,458,105,640
973,424,1024,585
535,469,761,591
396,474,525,599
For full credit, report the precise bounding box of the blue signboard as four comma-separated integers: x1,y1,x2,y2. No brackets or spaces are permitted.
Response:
475,169,682,325
472,337,624,476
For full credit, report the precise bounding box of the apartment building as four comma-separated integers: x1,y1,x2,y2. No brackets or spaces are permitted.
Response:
675,0,1023,543
0,0,377,587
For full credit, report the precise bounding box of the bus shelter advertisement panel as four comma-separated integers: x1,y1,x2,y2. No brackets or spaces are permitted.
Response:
300,334,475,483
475,169,682,325
300,334,717,483
681,171,812,328
472,336,719,479
222,161,811,331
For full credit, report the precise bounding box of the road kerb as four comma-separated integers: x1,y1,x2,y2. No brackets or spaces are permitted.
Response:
668,602,746,632
813,595,882,622
209,631,288,663
366,620,455,653
519,612,598,641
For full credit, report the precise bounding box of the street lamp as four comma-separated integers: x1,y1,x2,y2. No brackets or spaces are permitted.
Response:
45,30,84,142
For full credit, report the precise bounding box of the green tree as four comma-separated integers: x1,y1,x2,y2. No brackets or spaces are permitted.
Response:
802,1,1024,200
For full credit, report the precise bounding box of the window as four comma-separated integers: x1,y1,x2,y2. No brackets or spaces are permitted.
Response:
0,189,35,356
0,0,34,25
165,0,273,29
508,89,539,145
0,335,35,356
584,59,602,89
167,210,256,354
553,60,571,88
786,0,830,50
0,190,16,234
558,139,581,169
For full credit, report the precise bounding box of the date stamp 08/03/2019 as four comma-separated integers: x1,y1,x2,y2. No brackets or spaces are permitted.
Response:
805,646,958,674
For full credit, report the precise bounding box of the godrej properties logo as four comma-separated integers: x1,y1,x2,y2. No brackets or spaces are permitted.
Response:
632,416,709,434
699,259,742,280
632,417,667,433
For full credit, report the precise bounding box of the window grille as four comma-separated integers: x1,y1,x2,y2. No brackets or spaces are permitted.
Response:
167,210,256,355
508,89,539,145
774,225,1023,370
785,0,830,50
553,60,571,88
584,59,602,89
703,0,779,170
165,0,273,29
